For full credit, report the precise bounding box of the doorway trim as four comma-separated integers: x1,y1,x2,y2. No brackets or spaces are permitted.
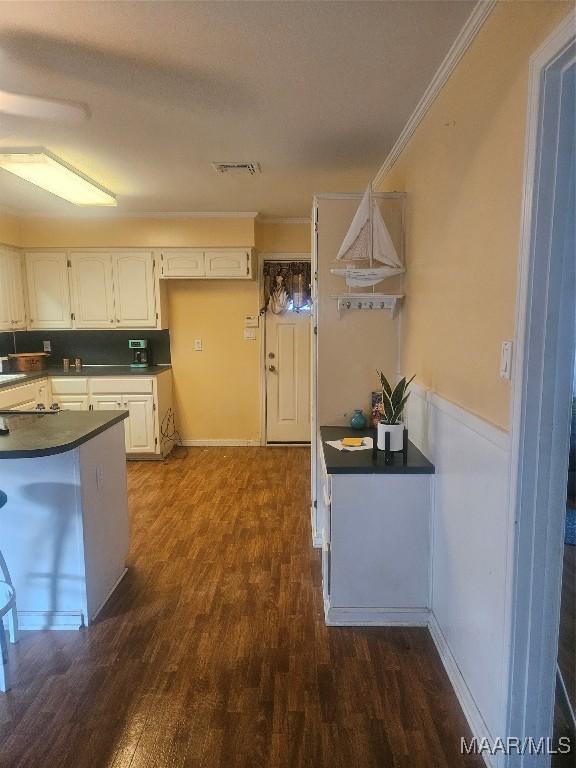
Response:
506,12,575,764
258,252,311,446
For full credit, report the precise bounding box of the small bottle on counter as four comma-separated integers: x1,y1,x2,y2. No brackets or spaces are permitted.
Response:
74,357,82,371
63,358,70,372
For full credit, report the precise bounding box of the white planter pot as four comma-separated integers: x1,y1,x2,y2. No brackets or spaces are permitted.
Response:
377,422,404,452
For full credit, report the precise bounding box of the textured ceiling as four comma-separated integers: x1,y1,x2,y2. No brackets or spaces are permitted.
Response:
0,1,475,217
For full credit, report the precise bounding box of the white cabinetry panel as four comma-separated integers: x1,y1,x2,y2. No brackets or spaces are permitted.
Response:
161,249,205,278
25,251,71,329
70,252,115,328
0,248,26,330
53,395,90,411
204,249,251,278
112,252,156,327
123,394,155,453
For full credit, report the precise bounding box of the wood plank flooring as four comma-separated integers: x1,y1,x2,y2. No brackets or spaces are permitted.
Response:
0,447,483,767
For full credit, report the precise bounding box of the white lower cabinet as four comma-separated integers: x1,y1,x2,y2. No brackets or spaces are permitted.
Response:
89,374,172,458
53,395,90,411
319,441,432,626
91,392,155,453
122,395,155,453
0,379,48,411
4,372,173,458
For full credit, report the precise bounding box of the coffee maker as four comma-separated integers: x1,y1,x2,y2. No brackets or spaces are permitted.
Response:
129,339,150,368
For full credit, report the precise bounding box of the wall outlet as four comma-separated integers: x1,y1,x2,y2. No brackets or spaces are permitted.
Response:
194,339,202,351
96,466,104,489
43,340,51,352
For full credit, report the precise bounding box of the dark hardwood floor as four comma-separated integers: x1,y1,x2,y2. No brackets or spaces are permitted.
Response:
0,447,483,767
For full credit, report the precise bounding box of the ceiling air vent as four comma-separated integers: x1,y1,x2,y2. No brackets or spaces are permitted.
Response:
211,161,261,176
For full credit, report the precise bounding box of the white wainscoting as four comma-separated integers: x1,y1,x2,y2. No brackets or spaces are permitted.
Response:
407,384,511,766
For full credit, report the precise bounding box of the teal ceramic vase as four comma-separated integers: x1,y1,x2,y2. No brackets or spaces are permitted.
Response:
350,409,367,430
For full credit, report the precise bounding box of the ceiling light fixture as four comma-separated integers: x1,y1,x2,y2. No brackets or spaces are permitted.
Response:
0,148,117,206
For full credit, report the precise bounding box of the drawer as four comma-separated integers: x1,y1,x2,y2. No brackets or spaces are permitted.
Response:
89,377,154,395
0,381,39,409
50,377,89,395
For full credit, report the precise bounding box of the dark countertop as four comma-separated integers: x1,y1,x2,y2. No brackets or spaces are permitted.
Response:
0,365,172,391
0,410,129,459
320,426,435,475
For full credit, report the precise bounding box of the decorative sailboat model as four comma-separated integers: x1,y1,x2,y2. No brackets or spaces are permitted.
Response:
331,186,404,287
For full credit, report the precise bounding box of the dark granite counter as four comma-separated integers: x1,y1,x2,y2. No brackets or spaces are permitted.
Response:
0,365,172,391
320,426,435,475
0,410,129,459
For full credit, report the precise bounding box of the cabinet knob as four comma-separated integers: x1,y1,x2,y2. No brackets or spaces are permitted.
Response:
268,365,276,372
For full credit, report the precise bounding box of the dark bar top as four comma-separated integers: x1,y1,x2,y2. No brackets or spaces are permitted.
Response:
0,410,129,459
0,365,171,391
320,426,435,475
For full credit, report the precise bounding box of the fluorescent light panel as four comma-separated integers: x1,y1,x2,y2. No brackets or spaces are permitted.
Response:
0,149,116,206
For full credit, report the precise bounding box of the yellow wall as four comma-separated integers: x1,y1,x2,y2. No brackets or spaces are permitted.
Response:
19,216,255,248
376,0,571,429
255,221,311,253
168,279,261,442
0,213,22,247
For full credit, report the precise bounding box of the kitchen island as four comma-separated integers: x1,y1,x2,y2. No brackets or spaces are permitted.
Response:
0,410,130,630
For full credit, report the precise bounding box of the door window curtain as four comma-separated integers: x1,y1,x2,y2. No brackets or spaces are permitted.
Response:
263,261,312,311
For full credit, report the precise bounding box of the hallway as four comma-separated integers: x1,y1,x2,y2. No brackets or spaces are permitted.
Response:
0,448,481,767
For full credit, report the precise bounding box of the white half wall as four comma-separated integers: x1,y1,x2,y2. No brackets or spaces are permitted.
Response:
406,384,511,758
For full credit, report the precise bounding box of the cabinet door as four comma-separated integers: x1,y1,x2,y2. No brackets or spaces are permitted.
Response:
90,394,124,411
204,249,251,279
112,251,156,327
70,252,115,328
161,249,205,278
0,382,40,410
0,249,12,330
36,379,51,409
0,249,26,330
52,395,90,411
123,394,155,453
25,252,72,329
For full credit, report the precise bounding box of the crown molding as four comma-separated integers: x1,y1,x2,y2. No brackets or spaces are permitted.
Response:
257,216,311,225
372,0,497,189
4,209,260,220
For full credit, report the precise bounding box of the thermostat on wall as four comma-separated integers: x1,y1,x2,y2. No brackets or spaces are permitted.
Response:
245,315,259,328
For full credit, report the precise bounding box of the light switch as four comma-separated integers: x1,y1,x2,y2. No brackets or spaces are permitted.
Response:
194,339,202,351
500,341,513,379
243,328,256,341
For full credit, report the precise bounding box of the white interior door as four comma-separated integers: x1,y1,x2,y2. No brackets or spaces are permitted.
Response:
265,310,311,443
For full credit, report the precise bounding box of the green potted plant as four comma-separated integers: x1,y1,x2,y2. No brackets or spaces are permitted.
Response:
376,371,415,451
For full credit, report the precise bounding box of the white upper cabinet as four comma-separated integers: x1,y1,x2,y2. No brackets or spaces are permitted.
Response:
25,251,72,329
204,249,252,279
0,248,26,331
112,251,157,327
69,252,115,329
161,249,205,278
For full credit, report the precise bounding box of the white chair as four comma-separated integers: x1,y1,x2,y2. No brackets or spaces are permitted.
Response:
0,490,18,692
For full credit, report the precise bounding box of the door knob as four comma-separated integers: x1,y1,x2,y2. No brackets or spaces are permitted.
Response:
268,365,276,372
